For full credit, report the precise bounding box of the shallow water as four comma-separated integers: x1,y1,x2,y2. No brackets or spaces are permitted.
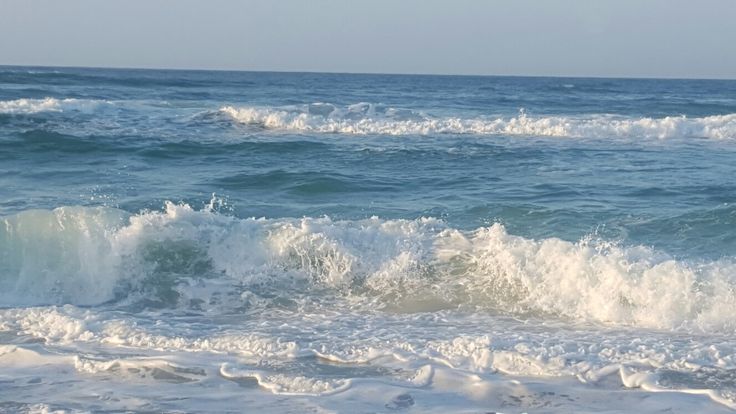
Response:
1,66,736,413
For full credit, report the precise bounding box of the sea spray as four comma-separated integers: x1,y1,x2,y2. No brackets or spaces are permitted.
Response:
3,202,735,333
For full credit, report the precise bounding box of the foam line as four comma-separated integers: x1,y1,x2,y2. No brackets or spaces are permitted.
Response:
220,103,736,139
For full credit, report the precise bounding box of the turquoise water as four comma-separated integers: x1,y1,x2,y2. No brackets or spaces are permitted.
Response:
1,67,736,413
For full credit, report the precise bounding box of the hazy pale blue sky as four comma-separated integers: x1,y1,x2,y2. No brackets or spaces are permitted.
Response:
1,0,735,78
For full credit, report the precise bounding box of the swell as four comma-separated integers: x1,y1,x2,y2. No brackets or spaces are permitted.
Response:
623,204,736,259
135,139,331,159
5,130,121,154
219,103,736,139
214,170,399,194
1,203,735,333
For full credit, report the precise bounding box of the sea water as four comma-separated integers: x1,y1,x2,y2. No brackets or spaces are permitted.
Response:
1,67,736,413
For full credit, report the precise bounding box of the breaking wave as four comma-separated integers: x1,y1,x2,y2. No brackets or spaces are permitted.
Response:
2,202,736,332
219,103,736,139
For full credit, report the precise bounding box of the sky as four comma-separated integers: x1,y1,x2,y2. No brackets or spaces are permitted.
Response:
1,0,735,79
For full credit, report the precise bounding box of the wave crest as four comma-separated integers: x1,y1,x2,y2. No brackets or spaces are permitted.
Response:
2,203,735,332
219,103,736,139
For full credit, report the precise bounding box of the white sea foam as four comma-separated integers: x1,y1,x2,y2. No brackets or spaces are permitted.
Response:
0,97,109,114
220,364,351,395
220,103,736,139
2,203,736,333
2,306,735,410
0,307,299,360
74,356,207,383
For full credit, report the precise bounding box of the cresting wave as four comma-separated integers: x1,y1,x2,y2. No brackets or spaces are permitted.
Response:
4,97,735,140
2,203,736,332
0,97,110,114
220,103,736,139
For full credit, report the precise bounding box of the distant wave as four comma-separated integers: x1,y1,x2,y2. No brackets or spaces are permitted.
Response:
219,103,736,139
5,98,735,140
0,97,110,114
2,202,735,332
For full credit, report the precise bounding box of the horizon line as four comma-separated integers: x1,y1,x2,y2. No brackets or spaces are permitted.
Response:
1,63,735,82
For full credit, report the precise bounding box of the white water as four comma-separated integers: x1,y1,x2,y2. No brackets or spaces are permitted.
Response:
1,303,735,412
6,97,735,140
2,202,736,333
220,103,736,139
0,97,109,114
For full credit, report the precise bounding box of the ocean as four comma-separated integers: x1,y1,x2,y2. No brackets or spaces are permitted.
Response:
1,66,736,413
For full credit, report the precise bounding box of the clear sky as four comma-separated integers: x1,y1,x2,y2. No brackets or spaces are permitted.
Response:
1,0,735,79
